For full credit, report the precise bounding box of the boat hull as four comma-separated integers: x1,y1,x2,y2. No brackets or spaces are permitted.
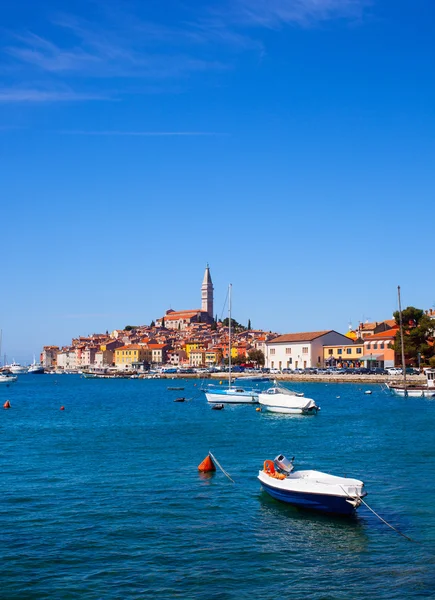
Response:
205,390,258,404
260,403,319,414
388,385,435,398
258,391,319,414
0,375,18,384
259,479,361,515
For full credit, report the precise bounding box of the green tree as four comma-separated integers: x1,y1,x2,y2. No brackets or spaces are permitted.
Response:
393,306,435,365
124,325,138,331
247,319,252,330
161,317,165,328
222,317,246,332
150,320,155,327
248,349,265,367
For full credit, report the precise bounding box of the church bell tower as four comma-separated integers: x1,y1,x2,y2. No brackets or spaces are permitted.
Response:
201,264,214,319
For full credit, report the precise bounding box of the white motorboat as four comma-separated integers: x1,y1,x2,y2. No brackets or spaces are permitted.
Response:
7,361,28,374
258,384,319,414
0,369,18,384
258,454,366,515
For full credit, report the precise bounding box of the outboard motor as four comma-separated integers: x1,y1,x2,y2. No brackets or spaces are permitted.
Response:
274,454,294,474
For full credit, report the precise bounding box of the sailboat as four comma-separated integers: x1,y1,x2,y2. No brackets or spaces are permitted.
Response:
205,284,259,404
386,286,435,398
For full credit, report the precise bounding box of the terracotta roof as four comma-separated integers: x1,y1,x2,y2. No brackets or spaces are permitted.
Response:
366,328,399,340
115,345,144,351
269,330,334,343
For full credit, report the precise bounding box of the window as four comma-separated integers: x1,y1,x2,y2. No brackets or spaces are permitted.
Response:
285,348,291,354
380,343,384,349
356,348,362,354
337,349,342,355
347,348,352,354
373,344,378,350
328,349,333,355
288,358,293,365
302,347,308,354
270,349,275,355
366,343,371,350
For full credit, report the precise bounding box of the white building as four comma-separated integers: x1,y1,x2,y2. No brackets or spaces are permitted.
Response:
56,350,78,371
266,330,352,370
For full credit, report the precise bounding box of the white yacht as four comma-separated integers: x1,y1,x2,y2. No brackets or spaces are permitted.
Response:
8,361,29,374
28,359,44,374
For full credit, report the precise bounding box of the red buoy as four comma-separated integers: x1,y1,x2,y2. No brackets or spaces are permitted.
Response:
198,454,216,472
60,406,65,411
3,400,11,409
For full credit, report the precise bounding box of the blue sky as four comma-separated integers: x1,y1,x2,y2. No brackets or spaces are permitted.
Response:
1,0,434,363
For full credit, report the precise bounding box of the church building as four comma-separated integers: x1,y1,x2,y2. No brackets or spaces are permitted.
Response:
155,265,214,330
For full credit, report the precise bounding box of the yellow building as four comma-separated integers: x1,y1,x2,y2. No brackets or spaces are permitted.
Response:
185,341,205,358
323,343,364,366
114,345,149,369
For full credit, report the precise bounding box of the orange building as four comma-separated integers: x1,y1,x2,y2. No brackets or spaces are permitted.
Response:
363,327,399,368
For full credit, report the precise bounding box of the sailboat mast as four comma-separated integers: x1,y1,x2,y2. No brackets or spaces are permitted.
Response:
228,283,232,388
398,285,407,390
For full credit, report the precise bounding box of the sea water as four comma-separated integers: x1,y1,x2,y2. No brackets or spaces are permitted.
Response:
1,375,434,599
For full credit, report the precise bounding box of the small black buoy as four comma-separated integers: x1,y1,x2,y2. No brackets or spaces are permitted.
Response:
212,403,224,410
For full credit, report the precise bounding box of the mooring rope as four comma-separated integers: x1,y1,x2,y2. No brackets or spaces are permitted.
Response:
360,498,418,543
209,452,235,483
339,485,418,543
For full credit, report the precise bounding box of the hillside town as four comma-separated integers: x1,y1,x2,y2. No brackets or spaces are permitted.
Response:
39,266,435,375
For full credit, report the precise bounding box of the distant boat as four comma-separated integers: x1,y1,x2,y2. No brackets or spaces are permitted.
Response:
386,369,435,398
7,361,28,374
0,369,18,384
258,454,366,516
168,386,184,391
387,286,435,398
28,359,44,374
258,384,319,414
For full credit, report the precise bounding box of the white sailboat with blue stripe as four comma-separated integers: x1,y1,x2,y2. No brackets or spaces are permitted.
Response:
205,284,259,404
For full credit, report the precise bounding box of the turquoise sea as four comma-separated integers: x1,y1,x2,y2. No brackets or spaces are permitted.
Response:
1,375,435,599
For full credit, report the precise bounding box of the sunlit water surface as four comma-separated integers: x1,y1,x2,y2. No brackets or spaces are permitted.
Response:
1,375,434,599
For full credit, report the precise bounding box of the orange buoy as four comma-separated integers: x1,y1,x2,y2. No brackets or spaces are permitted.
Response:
198,454,216,472
256,407,261,412
4,400,11,409
60,406,65,411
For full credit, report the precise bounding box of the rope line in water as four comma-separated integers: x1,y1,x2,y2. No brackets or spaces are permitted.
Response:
339,485,418,543
360,498,418,543
209,452,235,483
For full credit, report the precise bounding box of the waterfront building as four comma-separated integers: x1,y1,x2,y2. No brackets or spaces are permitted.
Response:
56,349,78,371
190,349,206,367
323,342,364,367
114,345,150,370
266,331,352,370
362,327,399,368
42,346,59,368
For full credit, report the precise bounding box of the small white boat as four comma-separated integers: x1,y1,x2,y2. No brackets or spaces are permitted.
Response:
7,361,28,374
205,284,260,404
258,454,366,515
205,385,259,404
0,369,18,384
258,385,319,414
